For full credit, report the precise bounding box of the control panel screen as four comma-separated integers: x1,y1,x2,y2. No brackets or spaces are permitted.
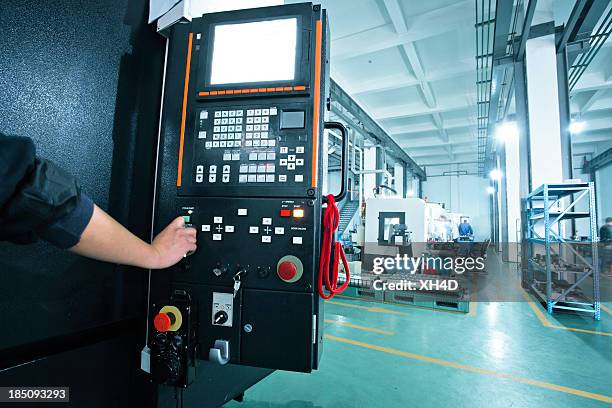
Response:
210,18,297,85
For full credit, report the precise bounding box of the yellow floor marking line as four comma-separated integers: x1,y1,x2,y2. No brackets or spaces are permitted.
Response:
326,300,406,315
324,319,394,336
325,334,612,404
333,294,471,316
521,289,612,337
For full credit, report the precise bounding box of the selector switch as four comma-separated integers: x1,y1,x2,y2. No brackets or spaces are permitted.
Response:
276,255,304,283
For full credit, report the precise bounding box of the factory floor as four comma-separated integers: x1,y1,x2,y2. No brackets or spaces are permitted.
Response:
226,251,612,408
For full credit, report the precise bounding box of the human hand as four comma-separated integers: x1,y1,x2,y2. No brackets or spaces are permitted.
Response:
149,217,197,269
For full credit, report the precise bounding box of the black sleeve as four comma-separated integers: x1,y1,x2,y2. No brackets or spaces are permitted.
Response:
0,134,94,248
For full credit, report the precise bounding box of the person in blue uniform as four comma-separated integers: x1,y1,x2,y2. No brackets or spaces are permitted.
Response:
0,133,197,268
458,219,474,238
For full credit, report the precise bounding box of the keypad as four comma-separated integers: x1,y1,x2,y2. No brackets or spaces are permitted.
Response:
194,106,305,186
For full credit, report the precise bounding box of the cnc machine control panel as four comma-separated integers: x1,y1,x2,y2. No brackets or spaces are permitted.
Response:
149,3,333,384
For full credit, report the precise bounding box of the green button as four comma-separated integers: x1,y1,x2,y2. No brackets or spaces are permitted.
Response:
183,215,191,223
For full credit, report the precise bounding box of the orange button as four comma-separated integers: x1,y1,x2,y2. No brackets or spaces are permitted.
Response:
293,209,304,218
280,209,291,217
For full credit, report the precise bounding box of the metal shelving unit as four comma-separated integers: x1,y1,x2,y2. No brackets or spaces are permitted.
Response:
524,182,600,320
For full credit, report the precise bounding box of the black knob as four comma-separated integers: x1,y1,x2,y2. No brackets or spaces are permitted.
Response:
214,310,228,325
257,266,270,279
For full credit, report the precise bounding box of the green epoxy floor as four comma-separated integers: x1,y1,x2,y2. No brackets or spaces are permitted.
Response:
226,254,612,407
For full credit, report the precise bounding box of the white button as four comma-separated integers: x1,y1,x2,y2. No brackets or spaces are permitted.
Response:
296,146,305,154
225,225,234,233
261,140,268,147
209,174,217,183
198,131,206,139
255,109,262,115
248,164,257,173
195,174,204,183
253,140,260,147
228,125,235,131
293,237,303,245
214,217,223,223
222,174,230,183
257,174,266,182
275,227,284,235
214,126,220,132
196,165,204,173
237,110,243,116
254,117,261,124
222,111,228,117
221,126,227,132
262,117,269,124
247,109,254,116
205,141,212,149
288,163,296,170
257,152,267,160
261,131,268,138
213,134,220,140
262,109,269,115
280,147,288,154
280,159,288,166
279,175,287,182
248,174,256,182
296,159,304,166
220,141,227,147
223,165,230,174
288,155,296,162
266,174,275,183
213,234,222,241
245,141,252,146
246,124,253,131
221,118,228,125
261,235,271,243
202,224,210,231
267,152,276,160
227,141,234,148
246,133,253,139
215,111,221,118
266,164,275,173
261,123,269,130
236,125,242,131
223,153,231,161
238,208,248,216
200,110,208,119
229,110,236,117
247,117,254,124
214,119,221,125
249,153,258,161
232,152,240,160
236,117,243,124
268,139,276,147
249,226,259,234
262,218,272,225
213,141,220,148
270,107,277,115
295,174,304,182
239,175,247,183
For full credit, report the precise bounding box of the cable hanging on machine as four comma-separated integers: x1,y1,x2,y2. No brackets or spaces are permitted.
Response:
318,194,350,299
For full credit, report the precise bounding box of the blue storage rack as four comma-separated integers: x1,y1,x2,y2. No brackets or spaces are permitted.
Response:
524,182,600,320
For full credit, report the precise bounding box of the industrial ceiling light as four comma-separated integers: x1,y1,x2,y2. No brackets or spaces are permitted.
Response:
407,189,415,197
569,120,585,134
489,168,503,180
495,122,518,143
486,186,495,194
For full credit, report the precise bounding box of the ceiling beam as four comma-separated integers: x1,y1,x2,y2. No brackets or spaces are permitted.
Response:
347,61,473,95
331,0,471,62
388,120,474,135
372,98,474,120
580,71,612,114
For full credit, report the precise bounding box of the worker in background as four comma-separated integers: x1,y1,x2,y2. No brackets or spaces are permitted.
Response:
601,217,612,273
458,219,474,238
0,134,197,268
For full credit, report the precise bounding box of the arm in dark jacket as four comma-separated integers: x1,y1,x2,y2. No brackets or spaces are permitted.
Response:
0,133,93,248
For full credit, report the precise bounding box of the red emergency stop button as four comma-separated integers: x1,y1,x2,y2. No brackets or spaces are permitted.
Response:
278,261,297,281
154,312,172,332
280,209,291,217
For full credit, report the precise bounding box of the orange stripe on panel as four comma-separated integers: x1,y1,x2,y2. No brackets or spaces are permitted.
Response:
177,32,194,187
311,20,322,188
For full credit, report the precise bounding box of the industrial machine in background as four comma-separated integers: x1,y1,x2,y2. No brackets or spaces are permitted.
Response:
146,3,348,404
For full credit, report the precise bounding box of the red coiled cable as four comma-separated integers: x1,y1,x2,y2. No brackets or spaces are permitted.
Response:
318,194,350,299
